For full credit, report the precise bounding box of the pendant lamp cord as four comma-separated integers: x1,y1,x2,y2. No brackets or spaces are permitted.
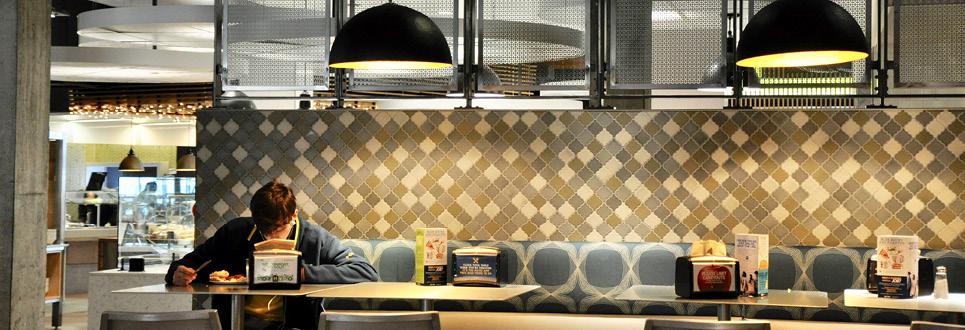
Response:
129,119,135,152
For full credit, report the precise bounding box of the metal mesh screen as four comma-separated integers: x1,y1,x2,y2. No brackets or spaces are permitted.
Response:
479,0,588,90
894,0,965,87
223,0,331,90
610,0,726,88
347,0,457,91
748,0,871,85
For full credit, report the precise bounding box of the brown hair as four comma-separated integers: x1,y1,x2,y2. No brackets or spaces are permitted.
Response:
250,180,297,232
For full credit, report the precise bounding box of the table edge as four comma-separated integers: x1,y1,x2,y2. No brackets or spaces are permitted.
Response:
304,283,542,299
843,289,965,313
614,286,829,308
112,283,355,296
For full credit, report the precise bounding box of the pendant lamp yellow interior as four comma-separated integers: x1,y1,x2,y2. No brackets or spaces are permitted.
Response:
736,51,869,68
329,61,454,70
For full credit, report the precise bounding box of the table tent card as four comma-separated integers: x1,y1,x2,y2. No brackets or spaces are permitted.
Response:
415,228,448,285
735,234,768,296
875,235,920,298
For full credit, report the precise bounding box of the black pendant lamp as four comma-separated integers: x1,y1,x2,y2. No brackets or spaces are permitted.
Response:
176,150,196,172
221,91,257,110
447,65,503,97
736,0,868,68
118,148,144,172
329,2,453,70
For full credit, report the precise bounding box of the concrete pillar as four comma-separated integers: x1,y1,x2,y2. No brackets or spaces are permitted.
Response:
0,0,51,329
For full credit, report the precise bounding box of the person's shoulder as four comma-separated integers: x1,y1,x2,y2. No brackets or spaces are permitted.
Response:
298,220,336,241
218,217,256,233
298,219,327,235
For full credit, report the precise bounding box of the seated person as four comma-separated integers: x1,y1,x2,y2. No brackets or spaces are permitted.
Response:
166,181,378,329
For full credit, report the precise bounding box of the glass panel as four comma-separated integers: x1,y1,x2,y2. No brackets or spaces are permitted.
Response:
224,0,332,90
894,0,965,87
610,0,726,88
480,0,588,90
118,177,196,264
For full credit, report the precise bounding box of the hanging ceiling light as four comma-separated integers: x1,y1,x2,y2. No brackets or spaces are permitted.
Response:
220,91,257,110
118,148,144,172
736,0,868,68
119,119,144,172
447,65,504,97
697,63,760,93
176,150,196,172
329,2,453,70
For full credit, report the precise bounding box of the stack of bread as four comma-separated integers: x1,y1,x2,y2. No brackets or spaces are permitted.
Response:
209,270,246,283
690,239,727,257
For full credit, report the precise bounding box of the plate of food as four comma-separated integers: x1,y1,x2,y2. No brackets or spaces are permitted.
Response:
209,270,247,285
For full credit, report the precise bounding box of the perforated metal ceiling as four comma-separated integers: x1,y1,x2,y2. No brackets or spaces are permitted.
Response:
894,0,965,87
610,0,726,88
481,0,588,89
223,0,332,90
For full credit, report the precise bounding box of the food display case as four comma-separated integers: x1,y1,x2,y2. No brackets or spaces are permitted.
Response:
117,176,195,263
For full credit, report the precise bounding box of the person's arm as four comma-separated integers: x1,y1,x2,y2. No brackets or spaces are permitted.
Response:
165,223,230,285
302,230,378,283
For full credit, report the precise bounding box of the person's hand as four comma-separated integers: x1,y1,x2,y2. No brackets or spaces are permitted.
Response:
173,265,197,286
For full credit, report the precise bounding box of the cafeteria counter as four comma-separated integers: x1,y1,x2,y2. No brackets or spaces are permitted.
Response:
88,265,191,330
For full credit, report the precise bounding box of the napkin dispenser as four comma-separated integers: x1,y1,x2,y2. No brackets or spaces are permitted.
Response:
248,249,302,290
675,256,740,299
451,246,505,287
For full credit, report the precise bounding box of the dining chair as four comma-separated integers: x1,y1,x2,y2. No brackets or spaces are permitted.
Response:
643,319,771,330
318,311,441,330
100,309,222,330
911,321,965,330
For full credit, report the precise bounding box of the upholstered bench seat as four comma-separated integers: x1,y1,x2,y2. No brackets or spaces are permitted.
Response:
323,311,910,330
329,240,965,324
438,312,908,330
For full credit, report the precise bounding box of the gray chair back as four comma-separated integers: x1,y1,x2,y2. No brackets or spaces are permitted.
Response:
643,319,771,330
100,309,222,330
318,311,441,330
911,321,965,330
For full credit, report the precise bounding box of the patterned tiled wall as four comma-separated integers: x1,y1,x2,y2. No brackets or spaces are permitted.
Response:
195,109,964,249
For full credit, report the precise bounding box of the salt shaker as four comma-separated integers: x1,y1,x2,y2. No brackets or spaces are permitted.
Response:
933,266,949,299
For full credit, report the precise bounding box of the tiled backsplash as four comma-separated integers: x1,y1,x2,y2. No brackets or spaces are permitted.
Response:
196,109,964,249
